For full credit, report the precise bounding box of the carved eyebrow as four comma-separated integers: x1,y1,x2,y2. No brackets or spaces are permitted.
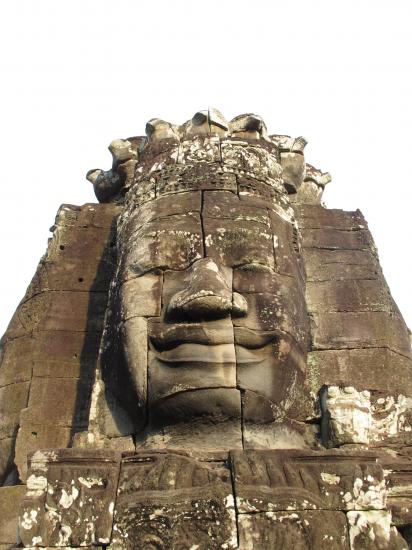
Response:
236,262,276,273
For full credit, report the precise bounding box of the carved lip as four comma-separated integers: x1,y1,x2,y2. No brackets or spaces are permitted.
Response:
148,321,234,351
150,342,236,364
148,322,281,351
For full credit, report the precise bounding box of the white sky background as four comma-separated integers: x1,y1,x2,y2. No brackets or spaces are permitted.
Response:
0,1,411,335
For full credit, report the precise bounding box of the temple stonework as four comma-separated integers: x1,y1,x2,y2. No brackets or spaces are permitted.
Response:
1,109,412,549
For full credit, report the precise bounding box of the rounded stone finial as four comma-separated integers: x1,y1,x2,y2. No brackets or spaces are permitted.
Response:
145,119,178,141
108,139,137,163
86,168,103,184
208,108,228,132
229,113,267,139
191,111,209,127
184,108,229,137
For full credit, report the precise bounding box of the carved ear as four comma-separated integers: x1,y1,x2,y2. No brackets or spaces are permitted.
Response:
145,119,179,141
229,113,268,139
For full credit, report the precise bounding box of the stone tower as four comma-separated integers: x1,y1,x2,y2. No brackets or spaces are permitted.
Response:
1,109,412,549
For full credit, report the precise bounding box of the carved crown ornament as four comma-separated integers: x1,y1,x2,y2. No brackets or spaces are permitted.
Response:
86,108,331,205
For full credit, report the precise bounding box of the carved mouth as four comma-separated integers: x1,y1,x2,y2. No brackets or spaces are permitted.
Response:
148,320,283,351
148,320,235,350
150,342,236,364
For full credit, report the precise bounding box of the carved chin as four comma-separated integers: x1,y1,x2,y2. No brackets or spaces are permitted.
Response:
147,342,238,427
149,387,242,428
146,340,307,429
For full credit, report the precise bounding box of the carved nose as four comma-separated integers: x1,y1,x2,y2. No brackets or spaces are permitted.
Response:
167,259,248,320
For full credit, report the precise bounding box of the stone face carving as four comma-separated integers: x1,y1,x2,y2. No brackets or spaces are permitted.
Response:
1,109,412,548
96,111,311,452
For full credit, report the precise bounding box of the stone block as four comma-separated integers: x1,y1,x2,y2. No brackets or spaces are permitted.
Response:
136,417,243,453
0,382,30,439
0,336,33,386
161,262,233,314
230,449,386,513
15,425,72,482
83,378,135,441
6,291,107,336
306,279,393,313
280,151,306,192
320,386,371,446
30,254,116,294
155,164,237,196
19,449,121,548
268,210,304,279
137,138,178,175
311,311,411,357
120,213,203,277
25,221,117,297
149,387,241,428
46,222,115,264
233,266,297,295
232,290,309,347
31,330,101,380
238,177,286,210
307,348,412,395
0,485,26,545
128,176,155,206
119,272,162,319
148,344,236,402
89,203,121,229
235,339,307,419
203,217,275,270
4,303,39,342
295,178,323,203
383,458,412,527
238,510,350,550
302,248,381,282
0,437,15,485
242,410,318,450
111,451,237,549
178,136,221,164
148,316,234,349
119,316,148,430
347,510,407,549
301,227,374,250
122,190,201,234
21,377,92,429
295,205,366,231
321,385,412,447
221,141,281,183
33,291,108,333
203,190,270,226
